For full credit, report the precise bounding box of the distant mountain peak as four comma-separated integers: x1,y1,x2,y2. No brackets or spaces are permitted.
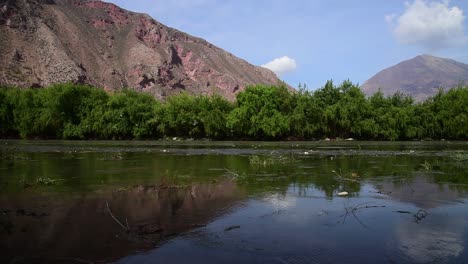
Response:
418,54,435,58
361,55,468,101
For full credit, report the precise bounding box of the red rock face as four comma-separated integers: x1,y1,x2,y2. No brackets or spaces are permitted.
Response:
90,18,114,28
0,0,283,100
136,17,164,48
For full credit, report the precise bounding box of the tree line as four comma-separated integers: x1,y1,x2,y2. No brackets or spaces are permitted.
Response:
0,81,466,140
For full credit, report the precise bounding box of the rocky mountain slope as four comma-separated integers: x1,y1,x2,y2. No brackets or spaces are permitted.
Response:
361,55,468,101
0,0,282,100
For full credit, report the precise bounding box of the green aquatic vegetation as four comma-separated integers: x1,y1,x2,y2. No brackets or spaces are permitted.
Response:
332,169,360,183
0,152,30,160
102,152,124,160
223,168,249,181
420,160,432,171
249,154,296,166
249,155,267,166
451,152,468,163
37,178,58,185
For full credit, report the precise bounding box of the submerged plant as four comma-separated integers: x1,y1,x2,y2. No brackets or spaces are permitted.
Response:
37,177,58,185
451,152,468,163
332,170,360,183
102,152,124,160
249,154,296,166
420,161,432,171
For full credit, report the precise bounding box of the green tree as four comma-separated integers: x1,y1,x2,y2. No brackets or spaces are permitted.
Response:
227,85,292,139
100,89,159,139
289,88,322,138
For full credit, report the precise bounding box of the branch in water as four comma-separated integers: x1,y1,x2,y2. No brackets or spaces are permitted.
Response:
106,201,129,231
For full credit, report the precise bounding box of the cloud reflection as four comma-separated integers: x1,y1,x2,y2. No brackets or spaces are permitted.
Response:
395,218,465,262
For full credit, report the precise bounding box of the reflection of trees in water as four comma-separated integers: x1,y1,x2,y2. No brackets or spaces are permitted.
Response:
0,180,241,263
235,154,467,204
3,147,466,196
1,146,467,263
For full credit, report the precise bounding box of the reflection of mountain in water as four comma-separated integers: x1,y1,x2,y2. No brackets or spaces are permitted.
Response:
0,180,242,263
375,176,464,209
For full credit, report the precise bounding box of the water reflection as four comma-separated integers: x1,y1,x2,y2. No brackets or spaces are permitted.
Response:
0,141,467,263
395,217,465,263
375,176,465,209
118,185,468,264
0,180,242,263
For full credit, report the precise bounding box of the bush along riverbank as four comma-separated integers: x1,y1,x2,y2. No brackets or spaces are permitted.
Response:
0,81,466,140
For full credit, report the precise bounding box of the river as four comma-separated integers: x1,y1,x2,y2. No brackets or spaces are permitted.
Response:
0,140,467,263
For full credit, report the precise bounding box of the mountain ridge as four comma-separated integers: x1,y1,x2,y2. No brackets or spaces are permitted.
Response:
0,0,283,100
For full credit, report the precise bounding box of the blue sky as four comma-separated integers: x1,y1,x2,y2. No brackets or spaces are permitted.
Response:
106,0,468,90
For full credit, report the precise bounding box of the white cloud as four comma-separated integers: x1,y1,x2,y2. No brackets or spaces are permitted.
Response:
385,14,396,23
261,56,297,75
387,0,467,49
264,194,297,210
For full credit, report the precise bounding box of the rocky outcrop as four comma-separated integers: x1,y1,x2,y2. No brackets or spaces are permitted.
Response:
0,0,283,100
361,54,468,101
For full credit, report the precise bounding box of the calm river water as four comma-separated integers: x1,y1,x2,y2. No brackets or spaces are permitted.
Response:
0,140,467,264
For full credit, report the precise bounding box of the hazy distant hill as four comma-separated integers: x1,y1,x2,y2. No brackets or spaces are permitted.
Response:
0,0,282,100
361,54,468,101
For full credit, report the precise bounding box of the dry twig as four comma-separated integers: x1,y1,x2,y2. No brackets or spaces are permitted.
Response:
340,202,386,228
106,201,129,231
224,168,239,177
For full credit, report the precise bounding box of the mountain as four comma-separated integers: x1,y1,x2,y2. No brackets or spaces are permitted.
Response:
0,0,282,100
361,55,468,101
